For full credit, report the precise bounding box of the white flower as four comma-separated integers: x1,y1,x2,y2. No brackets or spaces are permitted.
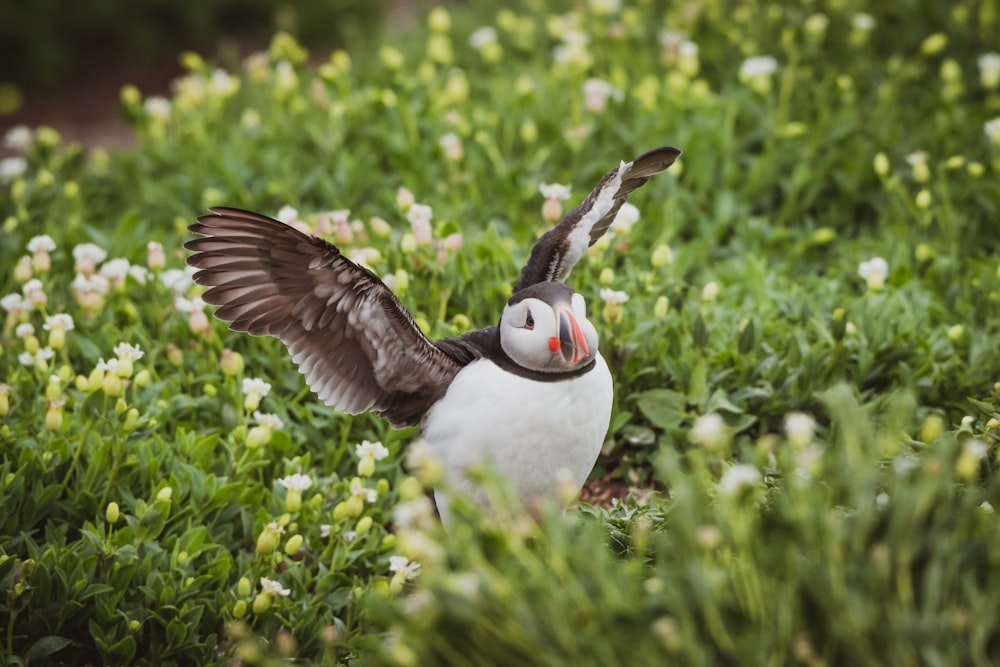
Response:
342,530,358,543
100,258,132,284
143,96,171,120
0,157,26,182
892,455,920,475
784,412,816,446
351,478,378,503
740,55,778,78
253,411,284,430
260,577,291,597
985,117,1000,144
979,53,1000,88
582,78,615,113
72,243,108,275
407,204,433,245
389,555,421,580
356,440,390,460
1,293,31,312
393,497,436,530
210,69,238,96
27,235,56,254
319,524,332,539
599,288,629,304
852,13,876,31
15,323,34,338
875,492,890,510
4,125,33,151
72,272,110,297
439,132,463,160
980,501,995,514
691,413,725,448
611,202,640,233
277,473,312,491
19,347,54,367
469,26,498,49
265,520,286,535
277,205,299,223
718,463,762,495
858,257,889,290
174,295,206,313
160,266,196,294
97,358,119,374
128,265,150,285
114,342,144,362
964,439,989,460
242,378,272,397
44,313,74,332
539,183,571,200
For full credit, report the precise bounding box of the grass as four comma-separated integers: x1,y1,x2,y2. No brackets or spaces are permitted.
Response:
2,0,1000,664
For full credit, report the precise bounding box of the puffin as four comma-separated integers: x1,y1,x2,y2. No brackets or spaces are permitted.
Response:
185,146,681,522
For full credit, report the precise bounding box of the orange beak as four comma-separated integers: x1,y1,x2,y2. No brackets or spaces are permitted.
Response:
556,307,589,365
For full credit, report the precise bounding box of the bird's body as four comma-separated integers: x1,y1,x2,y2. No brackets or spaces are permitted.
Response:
423,351,613,520
186,146,680,521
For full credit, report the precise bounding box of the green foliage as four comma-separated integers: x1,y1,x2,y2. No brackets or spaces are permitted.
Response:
370,388,1000,666
1,0,1000,664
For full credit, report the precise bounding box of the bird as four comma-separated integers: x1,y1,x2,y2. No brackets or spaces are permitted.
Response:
185,146,681,523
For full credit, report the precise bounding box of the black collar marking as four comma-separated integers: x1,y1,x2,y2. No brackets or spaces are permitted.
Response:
433,326,597,383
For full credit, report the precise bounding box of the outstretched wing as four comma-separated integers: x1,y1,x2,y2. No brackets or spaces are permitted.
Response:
512,146,681,293
185,207,464,427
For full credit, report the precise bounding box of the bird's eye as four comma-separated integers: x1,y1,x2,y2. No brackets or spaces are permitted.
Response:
524,311,534,329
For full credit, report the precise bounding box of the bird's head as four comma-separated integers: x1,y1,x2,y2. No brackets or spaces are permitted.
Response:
499,282,599,373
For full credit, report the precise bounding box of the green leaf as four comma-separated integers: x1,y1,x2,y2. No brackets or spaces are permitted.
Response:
633,389,686,430
23,635,73,664
686,359,708,407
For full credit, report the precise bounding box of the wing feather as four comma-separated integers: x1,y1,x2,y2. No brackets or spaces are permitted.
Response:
185,207,463,427
513,146,681,292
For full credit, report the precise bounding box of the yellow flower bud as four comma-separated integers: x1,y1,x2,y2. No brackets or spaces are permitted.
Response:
102,373,122,397
355,516,373,536
345,495,365,518
238,577,252,597
252,592,271,615
284,534,304,556
233,600,247,619
398,476,423,501
920,414,945,443
599,268,615,286
133,369,151,388
285,488,302,513
48,328,66,350
123,408,139,432
702,281,720,302
106,501,121,524
256,525,281,556
428,7,451,32
920,33,948,56
358,454,376,478
333,501,350,521
220,349,244,377
45,407,63,431
156,487,173,503
654,296,670,319
115,357,133,379
873,152,890,177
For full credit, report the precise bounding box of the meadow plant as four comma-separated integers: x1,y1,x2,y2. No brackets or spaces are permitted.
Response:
1,0,999,664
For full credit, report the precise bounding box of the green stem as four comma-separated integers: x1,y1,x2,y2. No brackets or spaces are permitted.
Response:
60,419,94,489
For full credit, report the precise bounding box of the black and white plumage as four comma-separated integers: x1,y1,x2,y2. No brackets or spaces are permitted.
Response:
185,146,680,520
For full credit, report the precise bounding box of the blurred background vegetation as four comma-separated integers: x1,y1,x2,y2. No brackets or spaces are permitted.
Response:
0,0,394,123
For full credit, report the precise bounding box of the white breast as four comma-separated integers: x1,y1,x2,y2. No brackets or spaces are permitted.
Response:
422,355,613,522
